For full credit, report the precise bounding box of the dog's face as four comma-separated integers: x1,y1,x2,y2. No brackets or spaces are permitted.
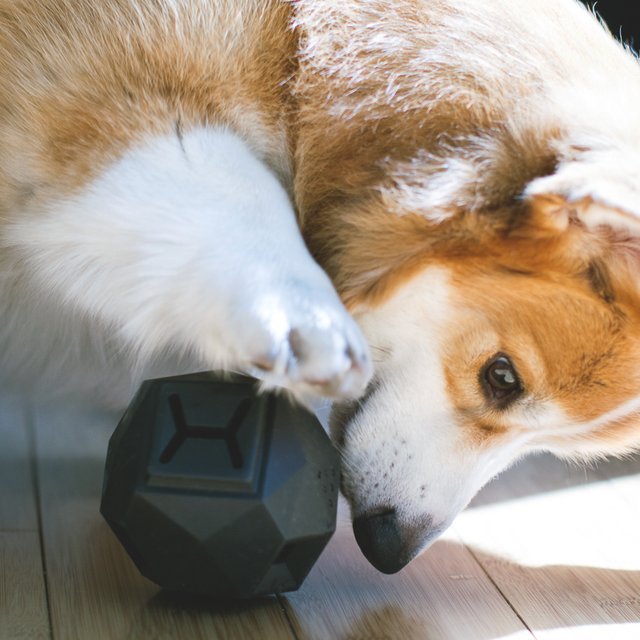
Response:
330,193,640,574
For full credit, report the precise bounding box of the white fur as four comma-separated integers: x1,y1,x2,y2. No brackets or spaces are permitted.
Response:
340,269,486,532
0,127,372,406
526,147,640,233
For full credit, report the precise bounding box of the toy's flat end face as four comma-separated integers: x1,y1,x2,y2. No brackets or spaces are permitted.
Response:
146,380,273,495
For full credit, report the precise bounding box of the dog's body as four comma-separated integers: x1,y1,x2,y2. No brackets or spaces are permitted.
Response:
3,0,640,573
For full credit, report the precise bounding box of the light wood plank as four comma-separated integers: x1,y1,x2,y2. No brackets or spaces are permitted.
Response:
0,531,50,640
456,453,640,639
281,499,533,640
0,393,38,530
32,401,296,640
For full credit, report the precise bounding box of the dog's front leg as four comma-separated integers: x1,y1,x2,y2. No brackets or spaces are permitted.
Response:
4,127,372,401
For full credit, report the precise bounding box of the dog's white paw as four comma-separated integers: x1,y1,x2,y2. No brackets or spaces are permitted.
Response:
233,282,373,400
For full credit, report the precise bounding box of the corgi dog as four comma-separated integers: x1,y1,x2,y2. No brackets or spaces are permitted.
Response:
3,0,640,575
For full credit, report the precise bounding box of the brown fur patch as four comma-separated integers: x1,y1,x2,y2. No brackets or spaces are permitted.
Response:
0,0,297,213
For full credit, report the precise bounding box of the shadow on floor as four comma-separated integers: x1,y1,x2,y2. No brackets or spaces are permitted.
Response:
470,451,640,508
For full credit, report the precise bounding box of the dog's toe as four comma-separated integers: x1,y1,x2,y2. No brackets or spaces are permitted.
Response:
285,319,372,399
246,303,372,400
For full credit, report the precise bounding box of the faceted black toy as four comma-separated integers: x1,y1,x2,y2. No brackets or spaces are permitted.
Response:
100,372,339,598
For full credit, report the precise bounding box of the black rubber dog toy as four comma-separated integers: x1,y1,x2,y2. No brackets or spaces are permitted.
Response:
100,372,339,598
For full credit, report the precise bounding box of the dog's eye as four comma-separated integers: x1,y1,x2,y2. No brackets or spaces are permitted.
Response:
482,355,522,404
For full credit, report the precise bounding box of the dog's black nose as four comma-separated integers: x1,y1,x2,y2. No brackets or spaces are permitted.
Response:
353,509,440,574
353,509,406,574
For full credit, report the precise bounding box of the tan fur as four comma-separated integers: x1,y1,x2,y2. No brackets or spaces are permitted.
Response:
0,0,296,214
442,254,640,440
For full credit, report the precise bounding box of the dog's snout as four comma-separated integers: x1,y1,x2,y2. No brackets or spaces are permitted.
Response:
353,508,440,574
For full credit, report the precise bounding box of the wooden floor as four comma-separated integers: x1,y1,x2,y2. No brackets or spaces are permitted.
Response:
2,390,640,640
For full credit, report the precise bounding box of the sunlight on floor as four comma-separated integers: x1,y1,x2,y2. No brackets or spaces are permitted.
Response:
457,469,640,569
495,623,640,640
540,622,640,639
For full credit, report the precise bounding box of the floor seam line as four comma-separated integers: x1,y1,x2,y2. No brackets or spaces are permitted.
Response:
25,400,56,640
276,594,302,640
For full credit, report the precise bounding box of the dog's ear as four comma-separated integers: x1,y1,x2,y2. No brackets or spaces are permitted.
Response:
525,151,640,237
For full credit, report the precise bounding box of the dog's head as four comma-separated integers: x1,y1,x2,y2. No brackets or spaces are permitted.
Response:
292,0,640,573
328,161,640,573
